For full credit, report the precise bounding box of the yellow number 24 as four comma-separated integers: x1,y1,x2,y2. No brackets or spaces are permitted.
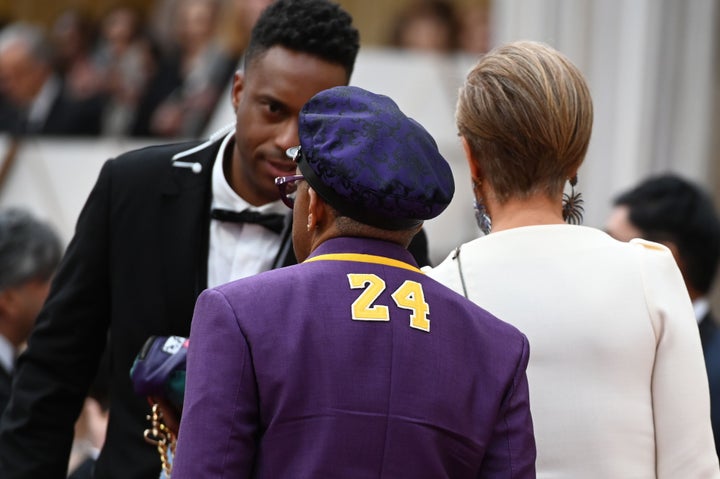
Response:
347,273,430,332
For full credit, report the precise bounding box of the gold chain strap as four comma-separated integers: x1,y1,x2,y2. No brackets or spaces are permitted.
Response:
144,402,177,477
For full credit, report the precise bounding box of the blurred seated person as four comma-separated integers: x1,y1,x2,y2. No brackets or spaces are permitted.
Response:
217,0,273,64
0,23,105,136
93,5,155,136
0,208,62,414
49,9,103,103
607,173,720,457
458,3,491,55
388,0,459,54
133,0,238,138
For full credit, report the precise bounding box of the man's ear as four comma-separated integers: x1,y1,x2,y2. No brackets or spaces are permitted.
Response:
460,136,482,180
307,187,325,230
231,71,244,112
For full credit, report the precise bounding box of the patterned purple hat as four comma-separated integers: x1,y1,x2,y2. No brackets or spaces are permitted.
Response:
295,86,454,230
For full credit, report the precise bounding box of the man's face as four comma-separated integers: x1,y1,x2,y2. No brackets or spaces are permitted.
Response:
229,47,348,206
605,205,644,242
0,42,47,107
0,278,51,346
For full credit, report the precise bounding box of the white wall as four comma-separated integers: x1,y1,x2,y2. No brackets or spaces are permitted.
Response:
0,136,155,247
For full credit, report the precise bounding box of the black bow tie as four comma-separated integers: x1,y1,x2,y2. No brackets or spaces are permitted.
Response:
210,208,286,234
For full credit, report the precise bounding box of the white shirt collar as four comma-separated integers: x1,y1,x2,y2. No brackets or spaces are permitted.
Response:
694,297,710,324
0,335,15,374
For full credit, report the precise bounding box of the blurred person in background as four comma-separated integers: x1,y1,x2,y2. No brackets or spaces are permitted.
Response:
0,22,104,136
0,208,106,479
218,0,274,62
458,3,491,55
427,40,720,477
134,0,238,138
0,208,62,415
49,9,104,104
607,173,720,458
93,5,156,136
389,0,459,54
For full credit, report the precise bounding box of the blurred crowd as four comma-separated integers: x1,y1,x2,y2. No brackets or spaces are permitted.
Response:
0,0,271,139
0,0,490,140
389,0,490,55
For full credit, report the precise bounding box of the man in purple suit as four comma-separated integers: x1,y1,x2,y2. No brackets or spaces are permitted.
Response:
173,86,536,478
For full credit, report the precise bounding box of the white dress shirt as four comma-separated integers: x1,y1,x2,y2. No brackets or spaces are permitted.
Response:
207,132,287,288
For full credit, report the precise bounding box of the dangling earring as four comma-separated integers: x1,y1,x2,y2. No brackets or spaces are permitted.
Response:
472,179,492,235
562,174,584,224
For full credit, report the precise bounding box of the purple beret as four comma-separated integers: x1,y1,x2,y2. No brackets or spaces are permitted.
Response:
295,86,454,230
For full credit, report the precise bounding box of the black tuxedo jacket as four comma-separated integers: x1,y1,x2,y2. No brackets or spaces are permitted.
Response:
699,311,720,458
0,366,10,418
0,136,430,478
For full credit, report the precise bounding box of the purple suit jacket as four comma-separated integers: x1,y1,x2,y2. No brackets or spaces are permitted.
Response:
173,237,536,478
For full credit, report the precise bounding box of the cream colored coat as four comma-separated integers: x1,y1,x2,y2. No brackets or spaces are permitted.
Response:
427,224,719,478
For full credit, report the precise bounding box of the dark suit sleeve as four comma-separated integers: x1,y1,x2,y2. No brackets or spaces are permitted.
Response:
477,334,536,478
0,161,113,477
701,320,720,459
0,369,10,418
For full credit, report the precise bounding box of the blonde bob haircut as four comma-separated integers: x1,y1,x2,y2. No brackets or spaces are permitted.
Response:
457,40,593,203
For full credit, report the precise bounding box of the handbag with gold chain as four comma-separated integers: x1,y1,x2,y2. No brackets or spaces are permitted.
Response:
130,336,188,477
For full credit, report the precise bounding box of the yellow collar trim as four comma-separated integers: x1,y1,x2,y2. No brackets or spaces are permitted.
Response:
304,253,423,273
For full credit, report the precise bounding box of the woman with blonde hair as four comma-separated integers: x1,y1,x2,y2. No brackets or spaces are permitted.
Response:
428,40,719,477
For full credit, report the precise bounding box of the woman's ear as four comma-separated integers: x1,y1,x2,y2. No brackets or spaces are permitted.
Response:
460,136,482,180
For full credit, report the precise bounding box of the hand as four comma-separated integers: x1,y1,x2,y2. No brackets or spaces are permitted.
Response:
149,396,181,437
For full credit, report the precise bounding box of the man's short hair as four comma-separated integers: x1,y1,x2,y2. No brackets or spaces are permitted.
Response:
0,208,62,291
244,0,359,79
614,174,720,294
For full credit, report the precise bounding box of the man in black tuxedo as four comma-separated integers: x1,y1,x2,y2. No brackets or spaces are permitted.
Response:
0,2,430,478
0,209,62,415
0,22,104,136
606,173,720,458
